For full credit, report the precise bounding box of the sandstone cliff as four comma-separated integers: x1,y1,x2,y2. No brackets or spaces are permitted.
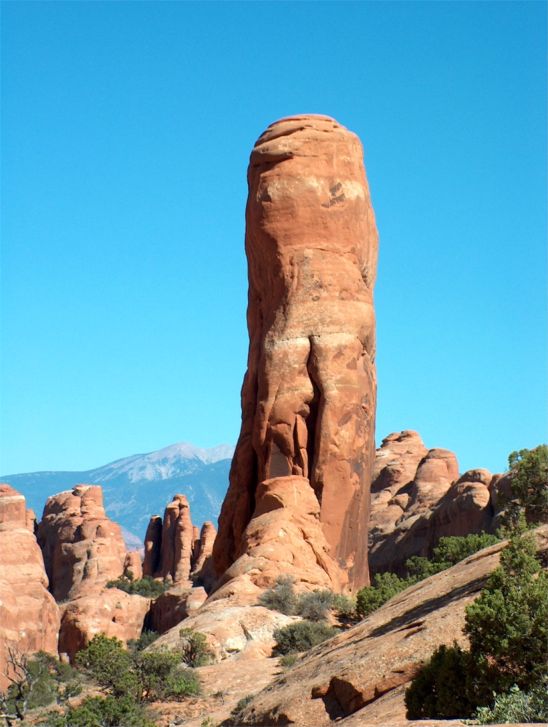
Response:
37,484,127,601
213,114,379,593
0,484,60,690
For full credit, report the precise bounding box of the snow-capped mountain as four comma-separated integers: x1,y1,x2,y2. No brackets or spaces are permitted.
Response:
2,442,234,546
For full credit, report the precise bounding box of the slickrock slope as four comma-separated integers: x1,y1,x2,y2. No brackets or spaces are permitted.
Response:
230,527,548,726
369,431,501,574
0,484,60,690
37,484,127,601
214,114,379,592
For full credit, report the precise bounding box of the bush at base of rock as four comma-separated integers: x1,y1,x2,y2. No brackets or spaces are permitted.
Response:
259,577,355,622
76,634,201,703
357,532,501,619
128,630,160,652
106,574,167,598
405,530,548,720
273,621,337,655
0,651,81,722
38,695,155,727
258,575,297,615
179,628,212,667
475,680,548,724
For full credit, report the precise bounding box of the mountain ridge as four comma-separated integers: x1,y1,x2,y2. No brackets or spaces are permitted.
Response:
1,442,234,546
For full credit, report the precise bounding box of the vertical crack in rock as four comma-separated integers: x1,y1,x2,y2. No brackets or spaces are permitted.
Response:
213,114,378,590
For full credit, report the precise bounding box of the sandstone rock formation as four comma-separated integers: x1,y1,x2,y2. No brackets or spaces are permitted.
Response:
230,527,548,726
58,588,150,660
142,496,216,587
37,485,127,601
0,484,60,690
148,585,208,634
124,550,143,580
369,431,501,574
213,114,379,592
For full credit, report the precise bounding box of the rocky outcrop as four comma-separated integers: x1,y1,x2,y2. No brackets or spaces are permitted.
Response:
214,114,379,592
37,485,127,601
124,550,143,580
142,496,216,587
369,431,501,574
59,589,150,660
0,485,60,690
230,527,548,726
147,585,208,634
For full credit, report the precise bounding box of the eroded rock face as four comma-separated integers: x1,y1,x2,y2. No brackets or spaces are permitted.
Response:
213,114,378,591
369,432,500,574
37,485,127,601
0,484,60,690
141,496,215,587
59,589,150,660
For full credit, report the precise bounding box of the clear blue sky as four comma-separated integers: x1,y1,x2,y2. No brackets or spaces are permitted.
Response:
1,1,546,476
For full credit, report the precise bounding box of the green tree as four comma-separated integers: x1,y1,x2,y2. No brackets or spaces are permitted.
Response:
465,531,548,691
356,572,409,617
502,445,548,528
75,634,138,698
273,621,336,655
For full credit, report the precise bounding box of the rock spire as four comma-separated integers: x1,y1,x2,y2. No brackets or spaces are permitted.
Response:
213,115,378,590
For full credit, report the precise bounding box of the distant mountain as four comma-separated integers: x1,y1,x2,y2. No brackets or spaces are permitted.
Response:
1,443,234,546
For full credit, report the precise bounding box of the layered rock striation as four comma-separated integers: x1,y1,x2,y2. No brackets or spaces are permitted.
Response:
213,114,379,591
0,484,60,689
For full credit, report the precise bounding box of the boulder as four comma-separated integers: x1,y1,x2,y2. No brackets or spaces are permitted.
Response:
214,114,379,592
37,484,127,601
147,585,208,634
0,484,60,690
59,588,150,661
124,550,143,580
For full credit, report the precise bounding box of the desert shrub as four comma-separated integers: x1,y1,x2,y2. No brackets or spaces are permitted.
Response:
331,593,356,619
475,679,548,724
40,695,155,727
106,575,167,599
464,530,548,692
405,533,501,581
75,634,138,698
356,572,409,617
279,653,298,668
230,693,254,720
128,630,160,652
295,590,334,621
273,621,336,655
179,628,211,667
135,651,200,701
501,445,548,528
258,575,297,615
404,643,492,719
405,530,548,719
1,651,81,722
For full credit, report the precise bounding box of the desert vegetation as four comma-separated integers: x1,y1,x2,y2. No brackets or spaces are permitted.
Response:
105,574,168,599
405,447,548,723
1,631,207,726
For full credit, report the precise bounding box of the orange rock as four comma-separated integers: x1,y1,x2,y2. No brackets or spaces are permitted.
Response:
58,588,150,661
143,514,162,577
214,115,378,591
37,485,127,601
124,550,143,580
369,432,500,574
148,585,207,634
0,484,60,690
191,520,217,589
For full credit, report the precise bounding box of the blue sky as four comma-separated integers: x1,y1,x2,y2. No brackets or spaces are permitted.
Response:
1,1,546,476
